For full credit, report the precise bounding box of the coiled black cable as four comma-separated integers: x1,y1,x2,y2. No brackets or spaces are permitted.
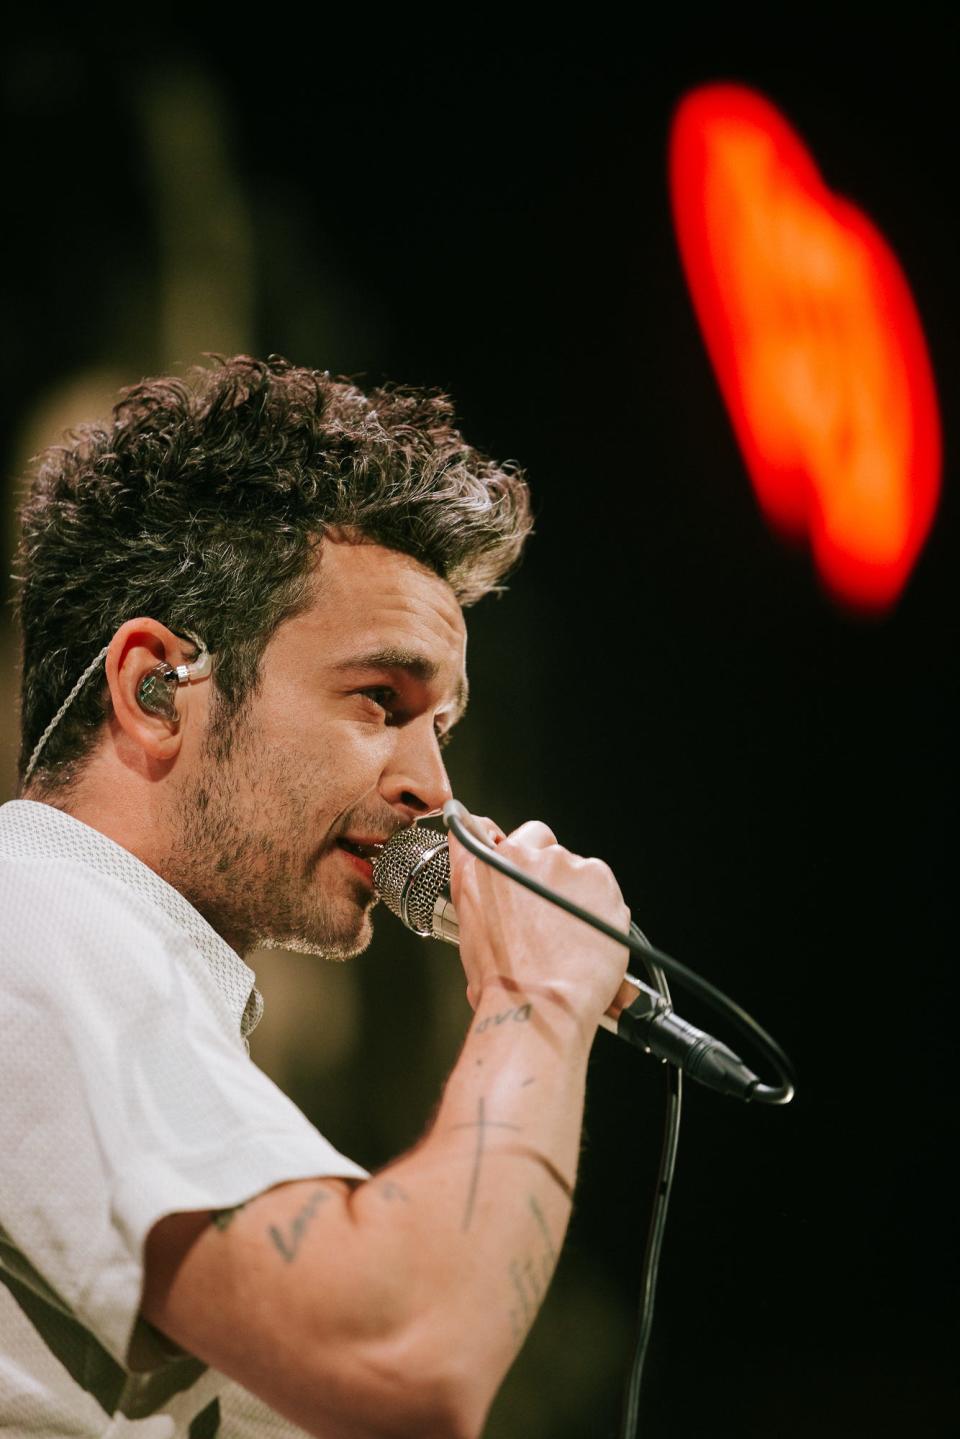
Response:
442,802,795,1437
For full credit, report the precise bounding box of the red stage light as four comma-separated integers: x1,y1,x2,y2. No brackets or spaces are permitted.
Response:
669,84,940,609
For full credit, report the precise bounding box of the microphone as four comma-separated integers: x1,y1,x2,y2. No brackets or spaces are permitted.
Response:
373,823,764,1100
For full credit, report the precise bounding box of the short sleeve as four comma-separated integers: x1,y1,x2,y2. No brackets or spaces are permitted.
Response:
0,858,368,1368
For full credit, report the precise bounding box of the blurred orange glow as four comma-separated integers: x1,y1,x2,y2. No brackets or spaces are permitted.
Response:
669,84,941,608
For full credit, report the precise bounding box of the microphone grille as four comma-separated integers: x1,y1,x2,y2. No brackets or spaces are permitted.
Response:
373,824,450,935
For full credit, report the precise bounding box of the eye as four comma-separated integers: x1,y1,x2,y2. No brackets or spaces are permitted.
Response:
358,686,455,749
357,686,397,720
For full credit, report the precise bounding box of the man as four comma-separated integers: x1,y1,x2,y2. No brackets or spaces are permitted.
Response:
1,356,630,1437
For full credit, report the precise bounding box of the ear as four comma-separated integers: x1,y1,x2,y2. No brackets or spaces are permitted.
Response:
104,619,200,763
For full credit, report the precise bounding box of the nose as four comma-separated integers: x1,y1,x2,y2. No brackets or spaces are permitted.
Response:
379,717,454,822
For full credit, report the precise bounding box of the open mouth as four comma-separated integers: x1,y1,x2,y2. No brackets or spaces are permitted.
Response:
337,838,386,862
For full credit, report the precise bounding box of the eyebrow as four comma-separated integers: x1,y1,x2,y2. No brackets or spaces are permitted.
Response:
331,647,470,724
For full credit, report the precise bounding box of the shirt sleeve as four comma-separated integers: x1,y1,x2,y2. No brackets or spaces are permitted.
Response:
0,858,368,1369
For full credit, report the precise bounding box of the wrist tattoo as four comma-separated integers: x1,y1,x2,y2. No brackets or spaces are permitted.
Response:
473,1003,533,1035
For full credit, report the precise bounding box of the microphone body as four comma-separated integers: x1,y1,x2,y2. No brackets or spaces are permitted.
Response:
373,825,762,1100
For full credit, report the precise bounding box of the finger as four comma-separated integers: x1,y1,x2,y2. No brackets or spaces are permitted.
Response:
504,819,558,850
447,816,505,887
467,815,507,846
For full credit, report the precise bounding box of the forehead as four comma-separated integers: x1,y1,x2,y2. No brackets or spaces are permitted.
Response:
278,538,467,683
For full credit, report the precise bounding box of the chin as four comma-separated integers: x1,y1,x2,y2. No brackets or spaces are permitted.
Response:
260,909,376,961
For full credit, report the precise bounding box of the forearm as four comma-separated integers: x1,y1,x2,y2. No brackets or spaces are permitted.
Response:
143,988,595,1439
143,820,628,1439
346,983,593,1429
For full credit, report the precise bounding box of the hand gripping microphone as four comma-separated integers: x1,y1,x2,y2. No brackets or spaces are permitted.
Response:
372,815,773,1102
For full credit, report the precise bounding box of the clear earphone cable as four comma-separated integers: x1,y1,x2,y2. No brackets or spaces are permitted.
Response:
22,646,110,786
22,628,210,788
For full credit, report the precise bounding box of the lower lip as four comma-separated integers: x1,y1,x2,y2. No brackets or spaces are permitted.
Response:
337,845,375,886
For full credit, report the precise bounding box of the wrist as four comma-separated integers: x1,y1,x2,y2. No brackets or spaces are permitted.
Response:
468,979,594,1058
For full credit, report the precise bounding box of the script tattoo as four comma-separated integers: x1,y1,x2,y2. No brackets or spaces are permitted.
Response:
474,1003,533,1035
507,1195,560,1344
268,1187,331,1264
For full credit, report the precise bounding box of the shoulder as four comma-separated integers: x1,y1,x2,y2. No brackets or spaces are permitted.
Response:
0,854,250,1067
2,852,168,966
2,855,190,986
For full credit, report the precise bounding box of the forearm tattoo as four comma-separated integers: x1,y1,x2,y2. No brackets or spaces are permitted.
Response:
507,1195,560,1344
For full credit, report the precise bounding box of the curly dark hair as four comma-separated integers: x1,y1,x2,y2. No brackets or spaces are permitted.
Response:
14,355,533,796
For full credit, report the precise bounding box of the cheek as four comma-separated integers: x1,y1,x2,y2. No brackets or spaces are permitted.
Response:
253,711,393,803
319,724,392,786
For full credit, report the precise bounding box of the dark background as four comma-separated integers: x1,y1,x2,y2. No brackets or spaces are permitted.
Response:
1,18,956,1437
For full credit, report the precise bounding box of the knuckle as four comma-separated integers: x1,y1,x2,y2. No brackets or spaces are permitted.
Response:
507,820,558,848
573,854,617,886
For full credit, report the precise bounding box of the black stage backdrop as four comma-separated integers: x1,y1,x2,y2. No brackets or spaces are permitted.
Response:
1,19,956,1437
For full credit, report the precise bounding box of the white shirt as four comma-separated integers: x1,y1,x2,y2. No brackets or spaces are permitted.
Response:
0,800,368,1437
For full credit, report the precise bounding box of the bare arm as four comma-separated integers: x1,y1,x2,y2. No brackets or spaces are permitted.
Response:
142,821,630,1439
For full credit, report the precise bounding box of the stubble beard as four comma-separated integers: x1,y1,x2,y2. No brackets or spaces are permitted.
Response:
161,705,377,960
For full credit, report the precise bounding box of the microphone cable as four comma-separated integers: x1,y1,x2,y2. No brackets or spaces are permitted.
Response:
442,801,796,1105
441,800,795,1438
618,925,680,1439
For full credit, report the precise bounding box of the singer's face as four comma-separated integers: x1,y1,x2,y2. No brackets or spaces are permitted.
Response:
163,535,467,957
